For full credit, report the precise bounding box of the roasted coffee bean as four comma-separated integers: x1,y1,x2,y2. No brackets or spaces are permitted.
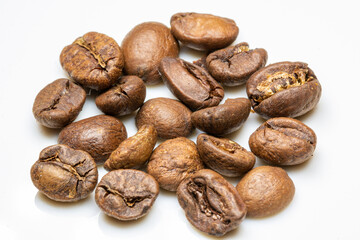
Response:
95,169,159,221
159,57,224,111
177,169,246,236
206,42,267,86
95,75,146,116
122,22,179,85
191,98,251,136
170,12,239,51
147,137,203,191
249,117,317,166
193,56,208,70
30,144,98,202
135,97,193,139
246,61,322,118
58,115,127,164
33,78,86,128
104,125,157,171
197,134,255,177
60,32,124,91
236,166,295,218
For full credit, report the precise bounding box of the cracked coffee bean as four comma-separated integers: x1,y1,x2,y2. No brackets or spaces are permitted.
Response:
30,144,98,202
95,169,159,221
95,75,146,116
249,117,317,166
197,134,255,177
206,42,267,86
159,57,224,111
246,61,322,118
170,12,239,51
177,169,246,236
60,32,124,91
33,78,86,128
58,115,127,164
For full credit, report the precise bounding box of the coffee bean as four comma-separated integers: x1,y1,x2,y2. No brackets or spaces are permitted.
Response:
177,169,246,236
206,42,267,86
193,56,208,70
58,115,127,164
30,144,98,202
60,32,124,91
32,78,86,128
95,169,159,221
246,61,322,118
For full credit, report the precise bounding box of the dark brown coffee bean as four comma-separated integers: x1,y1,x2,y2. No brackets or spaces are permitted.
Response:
246,61,322,118
58,115,127,164
32,78,86,128
197,134,255,177
170,12,239,51
122,22,179,85
206,42,267,86
95,169,159,221
159,57,224,111
147,137,203,191
191,98,251,136
135,97,193,139
30,144,98,202
95,75,146,116
104,125,157,171
193,56,208,70
60,32,124,91
236,166,295,218
177,169,246,236
249,117,317,166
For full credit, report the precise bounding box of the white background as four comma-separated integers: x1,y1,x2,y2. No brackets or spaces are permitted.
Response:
1,0,359,239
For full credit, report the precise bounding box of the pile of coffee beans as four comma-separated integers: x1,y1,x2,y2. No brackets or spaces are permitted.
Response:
30,12,321,237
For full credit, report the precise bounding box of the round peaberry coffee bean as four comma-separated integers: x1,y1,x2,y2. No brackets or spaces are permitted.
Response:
60,32,124,91
122,22,179,85
191,98,251,136
30,144,98,202
104,125,157,171
135,97,193,139
32,78,86,128
159,57,224,111
236,166,295,218
95,75,146,116
197,134,255,177
177,169,246,236
246,61,322,119
58,115,127,164
249,117,317,166
95,169,159,221
206,42,268,86
170,12,239,51
147,137,204,191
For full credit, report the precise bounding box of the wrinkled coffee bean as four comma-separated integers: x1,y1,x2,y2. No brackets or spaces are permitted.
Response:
58,115,127,164
249,117,317,166
159,57,224,111
170,12,239,51
206,42,267,86
191,98,251,136
104,125,157,171
136,97,193,139
60,32,124,91
236,166,295,218
197,134,255,177
122,22,179,85
177,169,246,236
246,61,322,118
147,137,203,191
30,144,98,202
95,169,159,221
33,78,86,128
95,75,146,116
193,56,208,70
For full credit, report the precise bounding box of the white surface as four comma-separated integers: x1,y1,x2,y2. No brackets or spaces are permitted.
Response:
0,0,359,239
